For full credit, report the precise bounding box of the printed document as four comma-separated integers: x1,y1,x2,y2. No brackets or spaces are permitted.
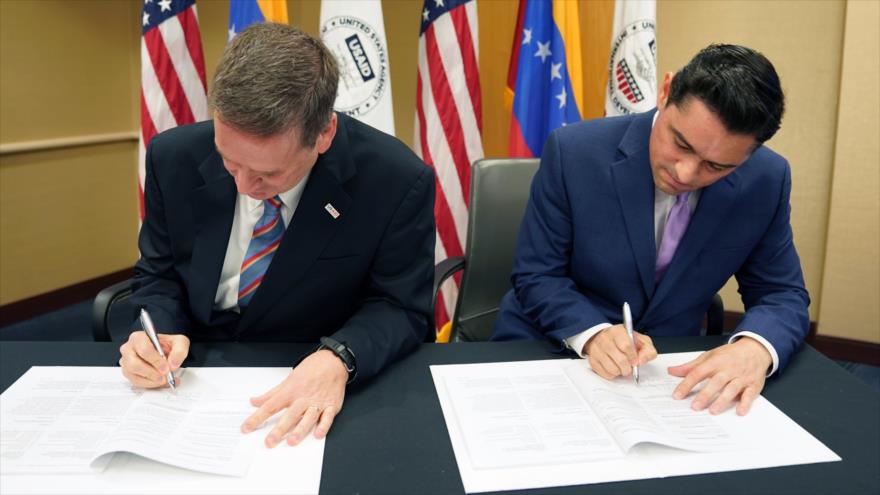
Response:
1,367,324,495
432,352,840,493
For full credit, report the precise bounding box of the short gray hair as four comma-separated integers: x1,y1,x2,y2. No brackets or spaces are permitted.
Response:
210,23,339,147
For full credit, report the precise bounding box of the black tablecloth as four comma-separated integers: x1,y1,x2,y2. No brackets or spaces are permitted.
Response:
2,337,878,494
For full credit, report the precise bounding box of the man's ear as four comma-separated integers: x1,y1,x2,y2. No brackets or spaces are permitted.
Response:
315,113,337,154
657,72,674,108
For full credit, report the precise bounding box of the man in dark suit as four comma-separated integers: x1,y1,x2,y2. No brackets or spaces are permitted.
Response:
118,24,434,447
493,44,809,416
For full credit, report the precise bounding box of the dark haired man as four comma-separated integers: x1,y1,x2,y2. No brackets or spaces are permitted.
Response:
118,23,434,445
492,44,809,416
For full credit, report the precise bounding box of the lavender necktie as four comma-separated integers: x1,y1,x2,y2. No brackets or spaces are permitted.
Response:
655,192,691,281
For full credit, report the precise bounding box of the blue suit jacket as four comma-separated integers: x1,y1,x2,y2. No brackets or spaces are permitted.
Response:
492,111,810,371
132,113,435,384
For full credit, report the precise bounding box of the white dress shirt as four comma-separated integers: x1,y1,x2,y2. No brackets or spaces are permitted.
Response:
213,173,311,312
563,113,779,375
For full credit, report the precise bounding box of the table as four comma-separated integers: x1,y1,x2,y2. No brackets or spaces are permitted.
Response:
2,337,878,494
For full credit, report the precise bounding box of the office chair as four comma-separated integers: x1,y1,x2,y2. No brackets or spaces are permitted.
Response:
92,280,133,341
433,158,540,342
432,158,726,342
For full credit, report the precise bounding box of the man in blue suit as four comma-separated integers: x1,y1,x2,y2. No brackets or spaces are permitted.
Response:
493,44,809,416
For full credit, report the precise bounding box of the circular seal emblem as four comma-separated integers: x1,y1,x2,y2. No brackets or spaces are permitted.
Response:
606,20,657,115
320,16,389,118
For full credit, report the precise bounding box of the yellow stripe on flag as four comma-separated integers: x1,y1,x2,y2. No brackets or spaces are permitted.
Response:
436,320,453,343
257,0,289,23
553,0,583,115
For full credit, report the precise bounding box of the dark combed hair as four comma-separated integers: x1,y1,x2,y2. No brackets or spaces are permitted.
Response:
667,44,785,143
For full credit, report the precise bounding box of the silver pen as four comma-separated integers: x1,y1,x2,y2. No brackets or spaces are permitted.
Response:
622,302,638,385
139,308,177,390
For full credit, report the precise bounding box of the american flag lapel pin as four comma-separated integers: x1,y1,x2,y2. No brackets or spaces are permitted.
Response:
324,203,341,219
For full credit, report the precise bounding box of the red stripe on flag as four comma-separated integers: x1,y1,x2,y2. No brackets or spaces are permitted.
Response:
508,114,533,158
416,72,464,267
435,292,450,337
138,182,146,221
418,71,463,336
139,91,158,145
144,28,196,125
139,90,157,221
425,25,471,206
415,74,434,168
506,0,527,93
178,7,207,92
434,183,464,260
449,6,482,132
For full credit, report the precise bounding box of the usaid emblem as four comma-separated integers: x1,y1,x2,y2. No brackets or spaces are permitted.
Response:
607,20,657,115
321,15,389,118
345,34,375,82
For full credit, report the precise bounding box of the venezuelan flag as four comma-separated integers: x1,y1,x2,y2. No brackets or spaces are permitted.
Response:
229,0,289,39
507,0,583,157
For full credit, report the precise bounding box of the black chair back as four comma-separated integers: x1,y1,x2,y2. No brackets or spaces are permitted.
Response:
452,158,539,341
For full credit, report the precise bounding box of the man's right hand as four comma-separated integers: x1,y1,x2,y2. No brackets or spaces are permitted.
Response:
584,324,657,380
119,331,190,388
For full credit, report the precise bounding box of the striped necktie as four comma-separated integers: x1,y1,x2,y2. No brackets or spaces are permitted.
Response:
238,196,284,308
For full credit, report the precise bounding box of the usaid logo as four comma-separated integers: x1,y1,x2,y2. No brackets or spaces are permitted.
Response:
321,16,389,118
345,34,375,82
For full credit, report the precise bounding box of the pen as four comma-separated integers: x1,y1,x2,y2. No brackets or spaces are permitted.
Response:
139,308,177,390
622,302,638,385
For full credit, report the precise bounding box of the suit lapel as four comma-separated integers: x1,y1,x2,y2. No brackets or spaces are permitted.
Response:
611,112,657,298
189,150,237,324
238,114,356,333
646,171,741,314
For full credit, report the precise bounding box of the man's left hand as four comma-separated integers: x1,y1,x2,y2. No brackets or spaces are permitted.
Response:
241,349,348,448
667,337,772,416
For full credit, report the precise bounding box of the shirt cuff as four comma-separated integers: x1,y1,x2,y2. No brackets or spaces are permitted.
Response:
729,331,779,376
564,323,613,358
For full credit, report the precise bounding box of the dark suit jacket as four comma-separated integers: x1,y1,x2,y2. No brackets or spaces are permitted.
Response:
492,110,810,371
132,113,435,384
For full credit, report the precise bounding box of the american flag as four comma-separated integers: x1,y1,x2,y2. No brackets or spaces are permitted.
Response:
139,0,208,219
414,0,484,334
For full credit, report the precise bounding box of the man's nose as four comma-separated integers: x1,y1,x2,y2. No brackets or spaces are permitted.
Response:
673,157,700,185
235,169,258,194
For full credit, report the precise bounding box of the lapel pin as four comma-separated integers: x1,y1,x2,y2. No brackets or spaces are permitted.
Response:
324,203,341,219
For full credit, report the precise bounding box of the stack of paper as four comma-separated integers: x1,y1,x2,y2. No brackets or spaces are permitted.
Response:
431,352,840,493
0,367,324,495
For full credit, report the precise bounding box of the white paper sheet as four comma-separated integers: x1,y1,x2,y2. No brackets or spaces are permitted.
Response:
1,367,324,495
431,352,840,493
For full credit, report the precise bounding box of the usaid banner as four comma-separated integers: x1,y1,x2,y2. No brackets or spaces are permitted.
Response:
320,0,395,135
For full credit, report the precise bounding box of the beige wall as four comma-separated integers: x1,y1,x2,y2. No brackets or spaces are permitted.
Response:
817,0,880,343
0,0,141,304
657,0,846,326
1,0,877,343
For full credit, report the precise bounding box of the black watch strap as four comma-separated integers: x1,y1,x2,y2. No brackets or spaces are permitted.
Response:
317,336,357,384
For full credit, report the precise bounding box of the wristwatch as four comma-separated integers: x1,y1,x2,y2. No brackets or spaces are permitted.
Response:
317,336,357,384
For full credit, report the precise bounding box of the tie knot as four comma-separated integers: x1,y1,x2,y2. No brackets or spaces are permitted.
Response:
675,192,690,205
265,195,283,211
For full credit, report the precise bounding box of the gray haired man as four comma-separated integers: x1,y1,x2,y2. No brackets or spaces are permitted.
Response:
119,23,435,447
